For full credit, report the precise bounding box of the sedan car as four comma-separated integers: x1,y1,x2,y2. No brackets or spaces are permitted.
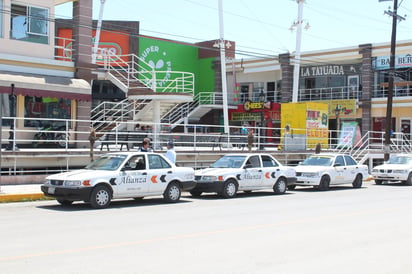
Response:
293,153,369,191
41,152,195,208
191,153,296,198
371,154,412,185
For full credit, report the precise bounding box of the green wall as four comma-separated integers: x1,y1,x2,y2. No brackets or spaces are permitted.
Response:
138,37,215,95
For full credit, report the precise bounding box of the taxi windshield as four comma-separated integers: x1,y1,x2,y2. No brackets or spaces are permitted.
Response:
85,155,127,170
387,156,412,165
211,155,246,168
301,156,333,166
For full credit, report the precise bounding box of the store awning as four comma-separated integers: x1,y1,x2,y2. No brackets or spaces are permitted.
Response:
0,72,91,101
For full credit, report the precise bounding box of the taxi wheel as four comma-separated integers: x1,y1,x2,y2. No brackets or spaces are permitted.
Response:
318,176,330,191
273,177,287,194
405,174,412,186
90,185,111,209
164,182,181,203
352,174,363,188
57,199,73,206
221,179,237,198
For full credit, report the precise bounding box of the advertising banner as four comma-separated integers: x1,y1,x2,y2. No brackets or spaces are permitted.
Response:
56,29,130,65
337,122,358,148
281,102,328,151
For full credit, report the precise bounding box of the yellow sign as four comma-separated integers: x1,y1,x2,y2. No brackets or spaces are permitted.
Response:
317,99,357,118
281,102,329,150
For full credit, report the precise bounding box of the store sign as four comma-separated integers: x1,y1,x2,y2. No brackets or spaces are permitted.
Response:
317,99,357,118
300,64,359,77
373,54,412,70
232,112,262,122
56,28,130,64
243,100,271,111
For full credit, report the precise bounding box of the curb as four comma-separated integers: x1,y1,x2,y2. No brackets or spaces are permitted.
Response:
0,193,49,203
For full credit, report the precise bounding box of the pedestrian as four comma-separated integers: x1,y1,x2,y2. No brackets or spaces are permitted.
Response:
247,128,254,152
139,140,150,152
165,141,176,164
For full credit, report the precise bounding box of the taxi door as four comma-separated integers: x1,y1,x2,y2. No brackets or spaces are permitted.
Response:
146,154,173,194
261,155,281,187
117,155,149,197
241,155,263,188
333,155,346,184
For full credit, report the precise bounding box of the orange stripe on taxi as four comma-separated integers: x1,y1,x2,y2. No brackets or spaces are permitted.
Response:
151,175,158,183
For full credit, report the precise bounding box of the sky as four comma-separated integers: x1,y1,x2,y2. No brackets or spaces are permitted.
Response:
54,0,412,59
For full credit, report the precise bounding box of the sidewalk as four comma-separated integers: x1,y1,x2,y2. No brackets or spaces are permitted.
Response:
0,184,46,203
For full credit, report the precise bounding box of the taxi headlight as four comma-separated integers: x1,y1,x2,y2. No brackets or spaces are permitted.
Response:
394,169,408,174
372,169,378,173
202,176,218,181
64,180,82,187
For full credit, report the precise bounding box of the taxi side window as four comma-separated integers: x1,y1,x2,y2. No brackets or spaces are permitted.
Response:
127,156,145,170
344,155,357,166
246,156,261,168
148,155,171,169
261,155,278,167
335,156,345,166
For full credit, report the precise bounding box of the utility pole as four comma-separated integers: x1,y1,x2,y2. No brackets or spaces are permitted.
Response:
218,0,230,134
382,0,405,160
292,0,305,102
92,0,106,64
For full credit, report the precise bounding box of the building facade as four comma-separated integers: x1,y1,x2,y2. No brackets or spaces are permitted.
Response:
226,40,412,141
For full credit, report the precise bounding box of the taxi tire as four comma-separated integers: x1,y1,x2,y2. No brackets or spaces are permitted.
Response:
352,174,363,188
405,173,412,186
57,199,73,206
318,175,330,191
164,182,181,203
90,185,112,209
273,177,287,194
221,179,238,198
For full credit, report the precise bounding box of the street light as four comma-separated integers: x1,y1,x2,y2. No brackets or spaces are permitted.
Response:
334,104,341,131
5,84,18,151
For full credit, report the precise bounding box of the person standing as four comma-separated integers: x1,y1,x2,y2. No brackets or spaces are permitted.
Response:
165,141,176,164
247,128,254,152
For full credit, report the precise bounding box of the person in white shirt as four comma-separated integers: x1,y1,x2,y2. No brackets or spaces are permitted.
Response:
165,141,176,164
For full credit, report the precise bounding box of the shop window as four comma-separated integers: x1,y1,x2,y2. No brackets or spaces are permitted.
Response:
1,93,13,126
10,4,49,44
24,96,71,127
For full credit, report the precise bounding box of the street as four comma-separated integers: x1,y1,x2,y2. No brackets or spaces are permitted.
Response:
1,182,412,274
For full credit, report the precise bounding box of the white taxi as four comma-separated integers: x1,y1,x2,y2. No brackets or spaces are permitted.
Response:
294,153,369,191
371,154,412,185
191,153,296,198
41,152,195,208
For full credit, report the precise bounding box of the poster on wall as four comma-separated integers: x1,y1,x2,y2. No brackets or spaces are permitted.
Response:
338,122,358,148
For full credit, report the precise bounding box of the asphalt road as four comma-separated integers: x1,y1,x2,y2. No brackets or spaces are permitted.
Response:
1,182,412,274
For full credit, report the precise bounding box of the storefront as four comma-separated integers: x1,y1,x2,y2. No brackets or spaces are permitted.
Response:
229,100,281,145
372,53,412,139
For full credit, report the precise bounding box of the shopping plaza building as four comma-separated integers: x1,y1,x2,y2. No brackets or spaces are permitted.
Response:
1,0,411,149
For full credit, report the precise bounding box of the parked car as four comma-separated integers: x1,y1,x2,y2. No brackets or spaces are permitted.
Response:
293,153,369,191
371,154,412,185
191,153,296,198
41,152,195,208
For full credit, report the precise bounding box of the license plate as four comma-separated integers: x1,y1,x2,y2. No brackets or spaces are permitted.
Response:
48,187,55,194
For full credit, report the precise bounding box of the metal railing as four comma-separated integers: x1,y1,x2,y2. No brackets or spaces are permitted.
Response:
299,86,361,101
162,92,223,124
3,116,412,176
101,53,195,94
54,36,75,62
